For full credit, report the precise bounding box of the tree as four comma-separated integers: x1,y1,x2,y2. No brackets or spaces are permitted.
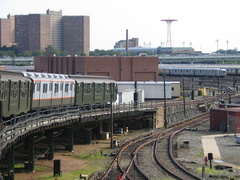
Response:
32,50,44,56
44,45,59,56
6,50,16,57
77,51,86,56
60,51,69,56
19,51,32,57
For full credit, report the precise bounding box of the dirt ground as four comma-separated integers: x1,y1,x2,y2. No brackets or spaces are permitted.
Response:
14,141,112,180
13,131,144,180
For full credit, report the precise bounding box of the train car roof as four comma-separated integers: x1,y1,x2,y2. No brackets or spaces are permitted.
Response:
160,67,226,70
69,74,115,83
0,70,116,83
0,74,31,81
22,72,69,79
0,70,24,76
69,74,112,80
117,81,176,85
158,64,240,69
74,78,115,84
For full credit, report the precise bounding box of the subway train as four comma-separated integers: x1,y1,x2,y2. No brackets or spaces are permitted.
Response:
0,70,117,120
158,64,240,76
201,65,240,75
158,66,227,77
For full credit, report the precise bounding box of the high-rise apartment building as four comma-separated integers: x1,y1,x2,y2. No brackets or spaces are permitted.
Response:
0,18,11,47
15,14,51,53
63,16,90,56
28,14,51,51
15,15,29,53
0,10,90,55
7,15,15,45
46,9,63,51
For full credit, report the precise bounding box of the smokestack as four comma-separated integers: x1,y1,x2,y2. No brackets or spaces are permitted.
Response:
126,29,128,55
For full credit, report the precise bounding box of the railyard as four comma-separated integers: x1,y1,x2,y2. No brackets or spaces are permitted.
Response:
13,97,240,180
1,64,240,179
2,89,239,179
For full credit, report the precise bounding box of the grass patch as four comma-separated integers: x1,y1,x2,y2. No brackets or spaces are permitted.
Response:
38,149,112,180
14,163,24,168
14,163,47,172
196,166,233,177
38,167,96,180
34,165,48,172
195,152,203,158
196,166,220,174
74,149,105,160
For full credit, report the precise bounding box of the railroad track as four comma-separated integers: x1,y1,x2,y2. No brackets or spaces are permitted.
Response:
153,116,208,180
102,113,209,180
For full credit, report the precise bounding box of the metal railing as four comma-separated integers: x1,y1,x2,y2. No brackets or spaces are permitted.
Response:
0,102,158,154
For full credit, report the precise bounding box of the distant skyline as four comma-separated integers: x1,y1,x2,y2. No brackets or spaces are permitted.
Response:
1,0,240,53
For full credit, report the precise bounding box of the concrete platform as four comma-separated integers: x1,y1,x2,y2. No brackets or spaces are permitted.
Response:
201,134,240,170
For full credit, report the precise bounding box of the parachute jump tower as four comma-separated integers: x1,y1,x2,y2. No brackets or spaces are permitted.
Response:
161,19,177,47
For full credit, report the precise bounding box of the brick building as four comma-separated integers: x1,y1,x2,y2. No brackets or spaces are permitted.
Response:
15,15,29,53
28,14,51,51
0,18,11,47
0,10,90,55
7,15,16,45
63,16,90,55
114,38,139,48
34,56,158,81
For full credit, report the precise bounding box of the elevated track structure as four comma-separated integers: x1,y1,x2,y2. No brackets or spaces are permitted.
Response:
0,93,239,179
158,55,240,64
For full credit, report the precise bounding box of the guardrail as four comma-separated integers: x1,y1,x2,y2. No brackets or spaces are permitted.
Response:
0,102,158,155
0,57,34,66
158,55,240,64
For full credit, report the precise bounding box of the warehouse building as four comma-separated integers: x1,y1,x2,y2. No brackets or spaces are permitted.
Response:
34,55,158,81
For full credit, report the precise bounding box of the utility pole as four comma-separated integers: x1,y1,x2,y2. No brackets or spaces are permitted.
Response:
163,73,167,128
182,77,186,116
110,83,114,149
191,77,194,100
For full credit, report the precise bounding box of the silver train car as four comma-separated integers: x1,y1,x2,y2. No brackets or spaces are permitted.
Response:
159,64,240,76
159,66,227,77
204,65,240,75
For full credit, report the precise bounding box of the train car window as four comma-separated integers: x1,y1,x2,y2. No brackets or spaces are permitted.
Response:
54,83,59,93
0,83,2,100
5,82,8,99
0,89,2,100
11,89,13,99
0,82,5,100
36,82,41,91
96,84,102,94
32,83,35,93
106,84,110,93
49,82,53,91
85,84,91,94
11,82,17,99
172,87,174,91
21,82,26,98
65,83,69,92
60,82,63,91
70,83,73,91
43,83,48,93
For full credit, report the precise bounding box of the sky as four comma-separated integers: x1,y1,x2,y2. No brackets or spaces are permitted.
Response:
0,0,240,53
